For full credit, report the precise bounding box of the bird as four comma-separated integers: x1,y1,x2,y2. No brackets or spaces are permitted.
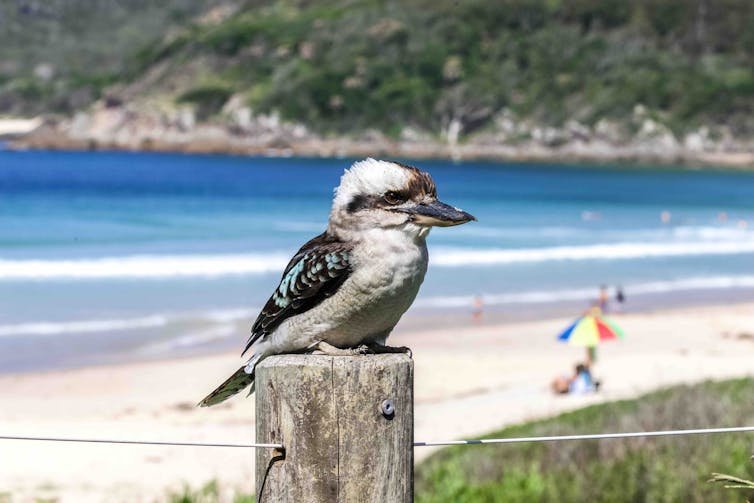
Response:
199,158,475,407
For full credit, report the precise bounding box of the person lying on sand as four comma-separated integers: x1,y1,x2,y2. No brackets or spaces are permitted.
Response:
551,362,599,395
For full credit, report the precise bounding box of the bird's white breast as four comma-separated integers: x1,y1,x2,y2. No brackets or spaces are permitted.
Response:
271,228,428,351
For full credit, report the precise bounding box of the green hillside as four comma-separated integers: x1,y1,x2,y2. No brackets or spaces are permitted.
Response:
0,0,237,115
2,0,754,140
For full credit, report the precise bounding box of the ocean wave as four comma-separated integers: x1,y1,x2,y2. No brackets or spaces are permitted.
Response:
2,236,754,281
0,254,290,280
453,224,754,242
0,315,170,337
0,308,254,338
431,240,754,267
669,225,754,241
138,325,238,354
416,275,754,308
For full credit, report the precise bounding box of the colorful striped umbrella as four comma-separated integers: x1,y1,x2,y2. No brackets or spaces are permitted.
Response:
557,309,625,347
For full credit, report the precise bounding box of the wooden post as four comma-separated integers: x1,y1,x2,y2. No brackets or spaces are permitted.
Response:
255,354,413,502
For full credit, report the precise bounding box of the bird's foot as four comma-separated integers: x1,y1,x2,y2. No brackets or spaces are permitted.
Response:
310,341,370,356
365,343,413,358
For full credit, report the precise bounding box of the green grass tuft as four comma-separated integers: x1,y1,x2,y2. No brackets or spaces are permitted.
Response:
162,481,254,503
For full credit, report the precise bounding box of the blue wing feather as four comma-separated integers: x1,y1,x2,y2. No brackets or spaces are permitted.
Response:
242,232,352,355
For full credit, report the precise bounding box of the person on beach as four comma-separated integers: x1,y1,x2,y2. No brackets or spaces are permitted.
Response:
598,285,609,312
551,362,599,395
569,363,597,394
615,286,625,312
472,295,484,324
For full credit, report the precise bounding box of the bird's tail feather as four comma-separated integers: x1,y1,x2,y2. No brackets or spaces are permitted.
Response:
198,366,255,407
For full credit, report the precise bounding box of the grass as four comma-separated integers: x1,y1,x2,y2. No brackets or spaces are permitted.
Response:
415,378,754,502
178,84,234,120
162,481,254,503
710,471,754,491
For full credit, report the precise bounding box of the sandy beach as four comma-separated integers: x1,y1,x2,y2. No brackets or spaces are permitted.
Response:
1,301,753,502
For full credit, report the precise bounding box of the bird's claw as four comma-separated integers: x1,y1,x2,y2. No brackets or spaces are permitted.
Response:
309,341,411,357
396,346,413,358
354,344,372,355
366,343,412,358
311,341,371,356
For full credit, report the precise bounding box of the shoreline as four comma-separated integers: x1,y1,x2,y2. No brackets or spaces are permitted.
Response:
11,136,754,170
1,300,753,501
7,112,753,169
4,287,754,378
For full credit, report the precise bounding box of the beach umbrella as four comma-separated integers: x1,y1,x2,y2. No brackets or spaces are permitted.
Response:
557,308,624,362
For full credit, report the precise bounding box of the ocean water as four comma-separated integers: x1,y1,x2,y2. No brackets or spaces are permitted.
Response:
2,150,754,372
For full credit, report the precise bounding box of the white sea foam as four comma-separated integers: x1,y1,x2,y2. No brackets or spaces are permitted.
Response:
455,225,754,242
2,234,754,281
0,308,254,338
0,315,170,337
669,226,754,240
431,240,754,267
0,254,290,280
416,275,754,308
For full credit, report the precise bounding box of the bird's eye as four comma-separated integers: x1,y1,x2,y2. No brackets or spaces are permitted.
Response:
383,191,404,205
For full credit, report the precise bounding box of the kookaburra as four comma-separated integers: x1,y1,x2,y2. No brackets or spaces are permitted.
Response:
199,158,474,406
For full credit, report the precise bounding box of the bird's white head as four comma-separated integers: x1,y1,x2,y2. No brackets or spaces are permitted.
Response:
328,158,475,240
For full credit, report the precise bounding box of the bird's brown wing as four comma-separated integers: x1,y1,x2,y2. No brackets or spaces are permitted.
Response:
242,232,352,355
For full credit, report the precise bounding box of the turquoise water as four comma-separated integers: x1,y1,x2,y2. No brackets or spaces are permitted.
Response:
2,150,754,371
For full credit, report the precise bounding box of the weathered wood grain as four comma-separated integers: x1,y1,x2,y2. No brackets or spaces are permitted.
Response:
255,354,413,502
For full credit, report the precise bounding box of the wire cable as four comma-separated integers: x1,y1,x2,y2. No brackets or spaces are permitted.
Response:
0,435,282,449
413,425,754,447
2,425,753,450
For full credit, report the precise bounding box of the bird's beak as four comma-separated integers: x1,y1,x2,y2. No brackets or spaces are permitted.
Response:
398,199,476,227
